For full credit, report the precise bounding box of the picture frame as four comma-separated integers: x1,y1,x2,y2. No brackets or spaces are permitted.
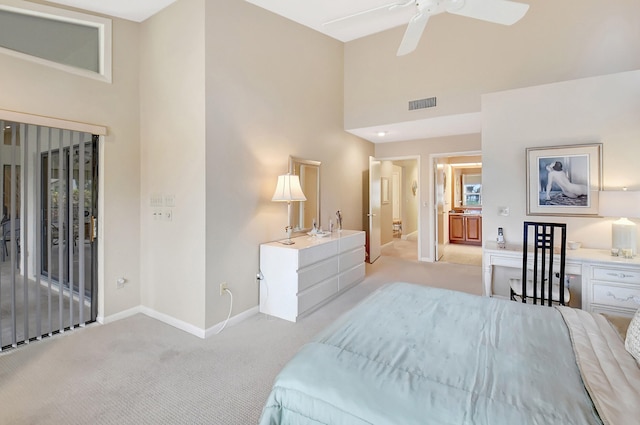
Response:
526,143,602,216
381,177,390,204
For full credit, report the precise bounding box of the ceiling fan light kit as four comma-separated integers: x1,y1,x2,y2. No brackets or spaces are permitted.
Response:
325,0,529,56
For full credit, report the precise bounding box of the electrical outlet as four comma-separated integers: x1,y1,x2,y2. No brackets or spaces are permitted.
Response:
220,282,228,296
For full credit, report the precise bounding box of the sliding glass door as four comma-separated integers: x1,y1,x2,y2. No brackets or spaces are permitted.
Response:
41,139,98,309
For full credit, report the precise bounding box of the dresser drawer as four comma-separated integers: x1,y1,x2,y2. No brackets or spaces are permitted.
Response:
339,231,365,253
591,281,640,310
339,247,365,272
298,276,339,315
339,262,365,291
298,257,339,292
591,266,640,284
298,240,338,267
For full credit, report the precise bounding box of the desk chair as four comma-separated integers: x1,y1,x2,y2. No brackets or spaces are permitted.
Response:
509,221,569,306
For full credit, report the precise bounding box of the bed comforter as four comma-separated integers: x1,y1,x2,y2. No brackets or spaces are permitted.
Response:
259,282,640,425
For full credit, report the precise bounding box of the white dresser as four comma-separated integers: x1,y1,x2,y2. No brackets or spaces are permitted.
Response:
259,230,366,322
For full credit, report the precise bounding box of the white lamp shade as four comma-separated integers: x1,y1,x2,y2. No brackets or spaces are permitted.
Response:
272,174,307,202
599,190,640,256
598,190,640,218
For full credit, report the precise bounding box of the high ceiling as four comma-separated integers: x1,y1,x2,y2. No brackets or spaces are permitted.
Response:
45,0,415,38
245,0,419,42
39,0,482,143
43,0,179,23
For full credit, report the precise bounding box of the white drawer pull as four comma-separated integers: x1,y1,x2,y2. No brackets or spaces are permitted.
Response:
606,291,640,304
606,272,634,279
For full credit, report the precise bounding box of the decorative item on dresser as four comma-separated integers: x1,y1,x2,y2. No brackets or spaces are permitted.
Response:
259,230,366,322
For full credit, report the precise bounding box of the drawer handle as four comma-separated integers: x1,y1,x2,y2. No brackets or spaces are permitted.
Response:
605,272,635,279
605,291,640,304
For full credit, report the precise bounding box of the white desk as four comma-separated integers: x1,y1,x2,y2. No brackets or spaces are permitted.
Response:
484,241,640,317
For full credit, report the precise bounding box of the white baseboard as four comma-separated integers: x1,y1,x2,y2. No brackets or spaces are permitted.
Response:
97,305,143,325
204,305,259,338
99,305,260,339
402,231,418,241
139,307,208,338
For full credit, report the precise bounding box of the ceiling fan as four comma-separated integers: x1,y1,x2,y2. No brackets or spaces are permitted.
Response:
325,0,529,56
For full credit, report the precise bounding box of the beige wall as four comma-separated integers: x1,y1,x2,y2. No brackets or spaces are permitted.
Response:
0,10,141,319
137,0,372,331
139,0,207,328
399,159,419,236
0,0,372,334
203,1,372,328
344,0,640,130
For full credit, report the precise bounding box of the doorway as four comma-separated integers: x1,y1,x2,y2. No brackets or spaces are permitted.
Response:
431,152,483,266
0,122,98,350
367,156,420,263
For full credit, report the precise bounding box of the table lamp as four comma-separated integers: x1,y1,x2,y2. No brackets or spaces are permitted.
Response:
272,173,306,244
599,189,640,256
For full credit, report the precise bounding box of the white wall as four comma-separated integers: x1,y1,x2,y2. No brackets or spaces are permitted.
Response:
482,70,640,295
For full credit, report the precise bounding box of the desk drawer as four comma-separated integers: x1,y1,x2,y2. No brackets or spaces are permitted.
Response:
592,281,640,310
592,266,640,284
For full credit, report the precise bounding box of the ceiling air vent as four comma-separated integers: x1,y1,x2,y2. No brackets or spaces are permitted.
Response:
408,97,437,111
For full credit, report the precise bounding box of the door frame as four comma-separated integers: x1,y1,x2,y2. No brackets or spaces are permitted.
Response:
368,155,421,261
428,150,481,262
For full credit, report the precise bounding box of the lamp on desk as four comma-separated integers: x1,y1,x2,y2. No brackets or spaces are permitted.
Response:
599,189,640,256
272,173,306,245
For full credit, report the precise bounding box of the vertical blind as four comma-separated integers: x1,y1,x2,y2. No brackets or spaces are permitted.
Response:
0,120,97,350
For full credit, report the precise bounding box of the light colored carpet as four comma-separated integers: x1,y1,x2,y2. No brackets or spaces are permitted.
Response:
0,255,482,424
440,243,483,266
381,238,417,261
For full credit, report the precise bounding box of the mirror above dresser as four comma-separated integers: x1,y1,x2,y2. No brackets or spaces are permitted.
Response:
289,156,321,233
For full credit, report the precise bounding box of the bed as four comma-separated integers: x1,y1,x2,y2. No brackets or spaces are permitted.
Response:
259,282,640,425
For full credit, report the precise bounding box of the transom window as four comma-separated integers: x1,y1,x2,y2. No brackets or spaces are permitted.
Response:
0,3,111,82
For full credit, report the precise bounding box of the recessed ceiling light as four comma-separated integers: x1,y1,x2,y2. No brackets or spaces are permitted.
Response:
377,131,387,137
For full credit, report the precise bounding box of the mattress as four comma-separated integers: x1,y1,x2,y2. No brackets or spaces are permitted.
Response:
259,282,640,425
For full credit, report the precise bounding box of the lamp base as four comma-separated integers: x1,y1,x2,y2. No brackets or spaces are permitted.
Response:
279,239,295,245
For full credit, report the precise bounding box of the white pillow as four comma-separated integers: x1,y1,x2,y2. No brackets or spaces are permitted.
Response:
626,308,640,363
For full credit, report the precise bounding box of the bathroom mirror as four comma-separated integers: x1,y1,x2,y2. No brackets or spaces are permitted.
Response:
289,156,321,233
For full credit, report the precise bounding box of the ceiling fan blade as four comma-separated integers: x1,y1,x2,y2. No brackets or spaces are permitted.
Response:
397,12,430,56
448,0,529,25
